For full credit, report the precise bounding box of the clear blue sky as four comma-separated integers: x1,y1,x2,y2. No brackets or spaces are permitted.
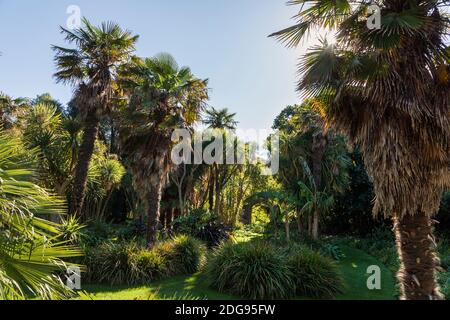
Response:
0,0,308,131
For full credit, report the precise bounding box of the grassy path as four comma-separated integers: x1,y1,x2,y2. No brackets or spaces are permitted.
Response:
84,245,396,300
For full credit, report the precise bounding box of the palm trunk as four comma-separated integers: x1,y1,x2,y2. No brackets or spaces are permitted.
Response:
215,176,221,216
285,211,290,243
166,208,174,233
312,209,319,240
311,132,326,240
146,180,163,248
208,170,215,211
70,113,100,218
394,212,442,300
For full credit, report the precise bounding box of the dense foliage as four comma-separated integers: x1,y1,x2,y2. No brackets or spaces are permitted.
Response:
84,235,206,286
173,209,231,247
206,240,344,300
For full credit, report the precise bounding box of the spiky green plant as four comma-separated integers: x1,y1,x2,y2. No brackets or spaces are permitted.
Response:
0,133,82,300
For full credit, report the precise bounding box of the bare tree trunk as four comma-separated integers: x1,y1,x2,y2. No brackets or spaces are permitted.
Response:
214,180,222,216
308,215,312,237
146,181,163,248
285,210,290,243
70,113,100,218
166,208,174,233
394,212,442,300
214,167,221,216
208,169,215,211
312,209,319,240
297,211,302,234
311,132,326,240
177,185,185,217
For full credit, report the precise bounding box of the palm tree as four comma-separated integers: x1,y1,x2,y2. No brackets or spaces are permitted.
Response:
52,18,138,218
271,0,450,299
203,107,238,130
0,133,82,300
203,107,239,215
118,53,209,247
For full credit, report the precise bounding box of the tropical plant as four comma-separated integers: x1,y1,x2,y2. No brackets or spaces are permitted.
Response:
271,0,450,299
202,108,240,216
118,53,208,247
53,18,138,218
155,235,206,275
173,209,231,247
84,235,205,285
286,245,344,298
84,241,140,285
274,102,350,239
203,107,238,130
22,103,80,196
206,241,296,299
0,92,29,130
0,133,82,300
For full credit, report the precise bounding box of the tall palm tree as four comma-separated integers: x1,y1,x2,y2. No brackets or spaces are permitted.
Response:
52,18,138,218
203,107,238,130
203,107,239,215
118,53,208,247
271,0,450,299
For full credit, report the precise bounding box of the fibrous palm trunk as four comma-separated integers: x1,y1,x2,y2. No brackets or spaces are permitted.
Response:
394,212,442,300
70,112,100,218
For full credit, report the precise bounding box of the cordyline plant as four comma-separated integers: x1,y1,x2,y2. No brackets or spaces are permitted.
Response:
271,0,450,300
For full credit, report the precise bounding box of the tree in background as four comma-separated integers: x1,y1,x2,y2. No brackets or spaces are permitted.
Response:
22,100,125,222
118,53,209,247
202,107,239,216
272,0,450,299
274,102,350,239
53,18,138,218
0,92,29,130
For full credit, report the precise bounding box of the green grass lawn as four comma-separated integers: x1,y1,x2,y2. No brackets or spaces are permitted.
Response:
335,246,396,300
83,274,235,300
83,245,396,300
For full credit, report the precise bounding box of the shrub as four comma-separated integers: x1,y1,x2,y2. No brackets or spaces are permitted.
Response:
206,241,295,299
83,235,206,286
173,209,231,247
81,220,117,247
84,242,140,286
156,235,206,275
132,250,168,281
287,246,344,299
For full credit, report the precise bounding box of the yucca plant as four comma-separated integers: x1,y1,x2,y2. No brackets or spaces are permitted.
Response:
0,133,82,300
